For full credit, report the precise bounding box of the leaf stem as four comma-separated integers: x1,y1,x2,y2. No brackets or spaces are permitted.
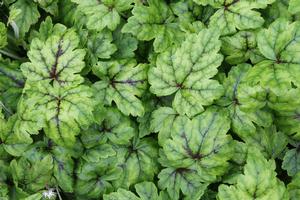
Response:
0,49,23,60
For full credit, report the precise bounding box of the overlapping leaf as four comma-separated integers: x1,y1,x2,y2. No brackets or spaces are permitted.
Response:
218,64,272,136
217,148,289,200
71,0,134,31
93,59,147,117
246,19,300,94
22,83,94,147
194,0,275,35
148,28,224,117
21,27,86,86
122,0,184,52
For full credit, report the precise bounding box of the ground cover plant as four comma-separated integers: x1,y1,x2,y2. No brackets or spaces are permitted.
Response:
1,0,300,199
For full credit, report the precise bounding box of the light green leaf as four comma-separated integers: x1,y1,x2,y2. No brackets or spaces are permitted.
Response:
289,0,300,14
207,0,274,35
71,0,134,31
247,19,300,94
240,126,287,159
9,0,40,38
21,28,86,86
93,59,147,117
217,148,289,200
221,31,263,65
122,0,184,52
162,107,233,181
104,188,139,200
34,0,58,15
0,23,7,48
288,172,300,200
23,83,94,147
158,167,208,200
150,107,185,145
148,28,224,117
269,88,300,139
218,64,271,136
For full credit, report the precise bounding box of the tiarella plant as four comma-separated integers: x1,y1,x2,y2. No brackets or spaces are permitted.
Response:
1,0,300,199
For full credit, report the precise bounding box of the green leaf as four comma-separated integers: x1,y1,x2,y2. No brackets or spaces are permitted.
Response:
0,23,7,48
247,19,300,94
75,157,122,199
104,188,140,200
0,115,32,156
10,155,53,193
9,0,40,38
288,172,300,200
282,147,300,176
135,182,159,200
122,0,184,52
112,24,138,59
158,167,208,200
206,0,274,35
81,107,135,147
221,31,263,65
289,0,300,14
22,83,94,147
150,106,184,145
269,88,300,139
21,28,86,86
0,58,24,112
93,59,147,117
218,64,272,136
240,126,287,159
217,148,289,200
71,0,134,31
104,181,160,200
114,137,159,188
34,0,58,15
148,28,224,117
87,30,117,66
161,107,233,181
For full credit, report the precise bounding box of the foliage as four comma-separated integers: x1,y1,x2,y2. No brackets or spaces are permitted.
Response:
0,0,299,199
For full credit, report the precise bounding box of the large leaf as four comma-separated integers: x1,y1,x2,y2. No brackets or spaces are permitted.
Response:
21,28,86,86
22,83,94,147
218,64,272,136
148,28,224,117
217,148,289,200
93,59,147,117
161,107,233,181
122,0,184,53
246,19,300,94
